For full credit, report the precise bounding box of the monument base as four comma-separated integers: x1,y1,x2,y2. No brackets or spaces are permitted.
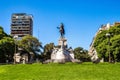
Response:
51,37,75,63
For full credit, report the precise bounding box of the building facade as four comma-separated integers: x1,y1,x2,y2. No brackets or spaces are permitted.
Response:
88,22,120,62
11,13,33,39
88,23,112,62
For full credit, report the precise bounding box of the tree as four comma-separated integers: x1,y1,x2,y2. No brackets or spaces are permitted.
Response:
0,37,15,63
94,25,120,62
110,35,120,62
0,26,8,39
18,35,42,59
43,43,54,60
74,47,90,62
0,26,14,63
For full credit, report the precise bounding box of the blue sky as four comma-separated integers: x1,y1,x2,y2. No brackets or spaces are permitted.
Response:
0,0,120,50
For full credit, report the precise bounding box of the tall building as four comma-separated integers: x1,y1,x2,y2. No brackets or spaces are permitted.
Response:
11,13,33,39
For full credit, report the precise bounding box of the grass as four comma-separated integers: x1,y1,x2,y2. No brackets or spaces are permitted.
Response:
0,62,120,80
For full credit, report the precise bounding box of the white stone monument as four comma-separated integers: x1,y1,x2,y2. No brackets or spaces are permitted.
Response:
51,23,74,63
51,37,74,63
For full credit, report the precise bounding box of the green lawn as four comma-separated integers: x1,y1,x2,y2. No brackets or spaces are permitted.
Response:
0,62,120,80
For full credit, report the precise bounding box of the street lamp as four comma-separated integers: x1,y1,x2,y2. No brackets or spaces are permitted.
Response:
13,35,18,64
106,33,111,62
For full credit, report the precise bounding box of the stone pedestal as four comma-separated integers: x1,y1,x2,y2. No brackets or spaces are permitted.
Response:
58,37,67,47
51,37,74,63
51,48,65,63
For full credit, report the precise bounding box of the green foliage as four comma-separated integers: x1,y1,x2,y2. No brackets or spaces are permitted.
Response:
111,35,120,61
74,47,90,61
94,25,120,62
0,63,120,80
43,43,54,60
109,25,120,35
18,35,42,54
0,26,8,39
0,26,14,63
94,30,107,47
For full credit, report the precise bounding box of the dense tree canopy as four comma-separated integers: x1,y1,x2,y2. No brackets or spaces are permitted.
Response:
94,25,120,62
74,47,90,61
43,43,54,60
0,26,8,39
18,35,42,55
0,26,14,63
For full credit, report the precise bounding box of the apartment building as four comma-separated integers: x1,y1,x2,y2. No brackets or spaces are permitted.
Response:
11,13,33,39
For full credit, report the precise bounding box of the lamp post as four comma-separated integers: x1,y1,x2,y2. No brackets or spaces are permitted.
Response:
13,35,18,64
106,33,111,62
